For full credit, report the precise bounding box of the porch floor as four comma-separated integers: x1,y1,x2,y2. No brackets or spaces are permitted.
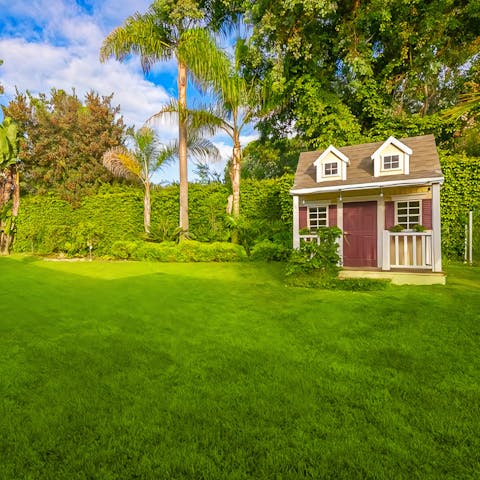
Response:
339,268,446,285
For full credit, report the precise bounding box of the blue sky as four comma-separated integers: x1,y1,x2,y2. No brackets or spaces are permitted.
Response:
0,0,256,182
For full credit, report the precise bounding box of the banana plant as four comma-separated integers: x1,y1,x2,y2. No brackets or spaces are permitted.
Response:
0,117,21,255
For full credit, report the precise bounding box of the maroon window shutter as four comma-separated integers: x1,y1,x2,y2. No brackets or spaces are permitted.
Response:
422,199,432,229
385,201,395,229
329,205,337,226
299,207,308,229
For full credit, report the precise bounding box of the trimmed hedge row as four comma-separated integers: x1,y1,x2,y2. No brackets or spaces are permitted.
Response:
109,240,245,262
439,152,480,258
12,153,480,261
13,176,294,257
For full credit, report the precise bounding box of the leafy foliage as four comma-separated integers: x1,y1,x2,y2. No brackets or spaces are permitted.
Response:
250,239,290,262
286,227,342,277
110,239,245,262
2,89,126,204
0,117,21,254
235,0,480,152
440,151,480,258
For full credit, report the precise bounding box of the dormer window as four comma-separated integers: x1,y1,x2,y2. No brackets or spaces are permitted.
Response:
313,145,349,182
324,162,338,176
383,155,400,170
371,136,412,177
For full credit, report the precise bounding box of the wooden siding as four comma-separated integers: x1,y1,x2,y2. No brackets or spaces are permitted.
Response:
329,205,337,226
385,201,395,229
422,198,432,229
299,207,308,229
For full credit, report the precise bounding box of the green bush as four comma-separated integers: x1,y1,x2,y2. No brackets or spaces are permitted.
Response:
334,278,390,291
250,239,291,262
286,272,390,290
285,270,338,288
109,240,245,263
286,227,342,276
110,240,142,259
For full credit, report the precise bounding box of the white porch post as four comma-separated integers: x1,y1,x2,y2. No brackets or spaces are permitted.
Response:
337,199,343,264
377,196,385,268
432,182,442,272
293,195,300,249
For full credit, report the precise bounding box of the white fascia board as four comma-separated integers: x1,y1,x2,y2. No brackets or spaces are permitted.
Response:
313,145,350,165
290,176,444,195
370,136,413,159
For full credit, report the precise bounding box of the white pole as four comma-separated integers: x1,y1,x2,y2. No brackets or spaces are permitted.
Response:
469,210,473,265
465,224,468,263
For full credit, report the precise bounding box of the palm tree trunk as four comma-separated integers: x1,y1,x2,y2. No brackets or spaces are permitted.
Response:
178,59,189,236
231,134,242,218
229,134,242,245
144,180,151,234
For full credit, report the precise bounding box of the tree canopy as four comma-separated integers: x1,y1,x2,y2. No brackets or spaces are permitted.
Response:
2,89,127,204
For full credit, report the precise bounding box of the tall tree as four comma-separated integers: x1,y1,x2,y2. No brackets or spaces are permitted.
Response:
160,38,269,222
100,0,226,236
2,89,126,204
0,117,21,254
242,0,480,141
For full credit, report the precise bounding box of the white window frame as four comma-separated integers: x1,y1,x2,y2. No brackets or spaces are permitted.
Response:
383,154,400,170
308,205,329,230
395,200,422,230
323,162,338,176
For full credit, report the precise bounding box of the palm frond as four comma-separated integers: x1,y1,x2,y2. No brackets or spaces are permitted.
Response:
148,101,232,137
100,11,173,72
443,92,480,120
178,28,233,96
102,146,142,181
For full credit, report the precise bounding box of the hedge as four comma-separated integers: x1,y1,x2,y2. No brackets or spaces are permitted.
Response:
13,176,294,257
11,153,480,260
439,152,480,258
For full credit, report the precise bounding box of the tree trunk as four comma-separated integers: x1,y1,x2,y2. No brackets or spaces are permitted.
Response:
230,134,242,218
178,59,189,237
0,165,19,255
229,134,242,244
144,180,151,234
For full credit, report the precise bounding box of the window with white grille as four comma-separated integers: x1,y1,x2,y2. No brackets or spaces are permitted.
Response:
396,200,421,229
308,206,328,230
324,162,338,176
383,155,400,169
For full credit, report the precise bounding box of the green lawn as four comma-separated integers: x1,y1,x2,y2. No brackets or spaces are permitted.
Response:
1,257,479,479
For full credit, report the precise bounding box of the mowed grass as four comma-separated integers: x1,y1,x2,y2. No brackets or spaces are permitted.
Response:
0,257,479,479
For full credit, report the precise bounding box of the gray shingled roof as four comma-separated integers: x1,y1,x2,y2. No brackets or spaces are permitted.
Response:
292,134,443,192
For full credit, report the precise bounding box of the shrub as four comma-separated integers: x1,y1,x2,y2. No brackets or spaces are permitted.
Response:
108,240,245,263
250,239,291,262
110,241,141,259
334,278,390,291
286,227,342,276
286,273,390,290
285,270,338,288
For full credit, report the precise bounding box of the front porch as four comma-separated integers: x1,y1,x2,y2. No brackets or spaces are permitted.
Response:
300,229,441,276
339,267,446,285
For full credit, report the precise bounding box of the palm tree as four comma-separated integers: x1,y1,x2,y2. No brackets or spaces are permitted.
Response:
0,117,21,254
100,0,227,236
157,39,271,220
103,125,218,234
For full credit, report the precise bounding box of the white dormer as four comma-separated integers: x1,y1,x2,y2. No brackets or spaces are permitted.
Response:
313,145,349,183
371,136,412,177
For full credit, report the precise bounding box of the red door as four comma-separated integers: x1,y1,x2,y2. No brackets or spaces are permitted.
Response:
343,201,377,267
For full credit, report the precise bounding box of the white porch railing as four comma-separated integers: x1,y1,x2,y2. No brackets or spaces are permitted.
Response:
299,234,321,245
382,231,433,270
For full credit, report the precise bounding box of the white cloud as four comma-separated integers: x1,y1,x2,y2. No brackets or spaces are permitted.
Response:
0,0,242,181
